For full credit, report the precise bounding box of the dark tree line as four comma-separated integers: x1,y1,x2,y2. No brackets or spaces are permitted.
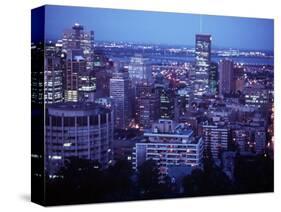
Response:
46,158,136,205
45,154,273,205
137,159,176,199
233,154,274,193
182,154,273,197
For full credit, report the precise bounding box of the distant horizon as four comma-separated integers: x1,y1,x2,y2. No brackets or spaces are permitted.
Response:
42,5,274,51
44,38,274,53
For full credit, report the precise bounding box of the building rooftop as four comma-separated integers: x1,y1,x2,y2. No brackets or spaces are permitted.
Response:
46,102,111,117
141,119,203,144
144,119,193,137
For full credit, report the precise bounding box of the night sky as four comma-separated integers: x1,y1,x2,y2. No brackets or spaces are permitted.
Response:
43,5,274,51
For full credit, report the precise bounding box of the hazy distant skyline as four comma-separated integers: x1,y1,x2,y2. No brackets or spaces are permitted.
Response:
43,5,274,51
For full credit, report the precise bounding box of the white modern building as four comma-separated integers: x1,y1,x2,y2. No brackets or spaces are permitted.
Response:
132,119,204,176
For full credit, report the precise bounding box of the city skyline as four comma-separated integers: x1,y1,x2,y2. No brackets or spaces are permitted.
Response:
43,5,274,51
32,5,274,206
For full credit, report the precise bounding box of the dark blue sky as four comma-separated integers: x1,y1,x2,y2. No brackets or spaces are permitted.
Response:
44,5,274,51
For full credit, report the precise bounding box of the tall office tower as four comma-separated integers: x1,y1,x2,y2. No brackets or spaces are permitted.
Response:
44,43,64,104
64,51,86,102
128,54,152,85
135,81,159,130
45,102,113,175
62,23,94,70
31,42,44,105
194,34,212,96
202,124,229,160
54,40,67,97
135,82,151,114
135,82,150,124
209,62,218,95
159,89,175,119
133,119,204,177
110,71,131,129
219,59,235,96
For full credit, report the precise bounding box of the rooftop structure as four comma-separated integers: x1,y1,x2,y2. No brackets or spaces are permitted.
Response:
133,119,204,177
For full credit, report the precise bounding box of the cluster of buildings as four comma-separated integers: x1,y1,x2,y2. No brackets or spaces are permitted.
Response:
31,23,274,183
33,23,114,177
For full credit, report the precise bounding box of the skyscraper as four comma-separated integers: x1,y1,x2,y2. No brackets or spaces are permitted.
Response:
60,23,97,103
62,23,94,71
110,71,131,129
44,43,64,104
194,34,212,95
219,59,235,96
64,51,86,102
